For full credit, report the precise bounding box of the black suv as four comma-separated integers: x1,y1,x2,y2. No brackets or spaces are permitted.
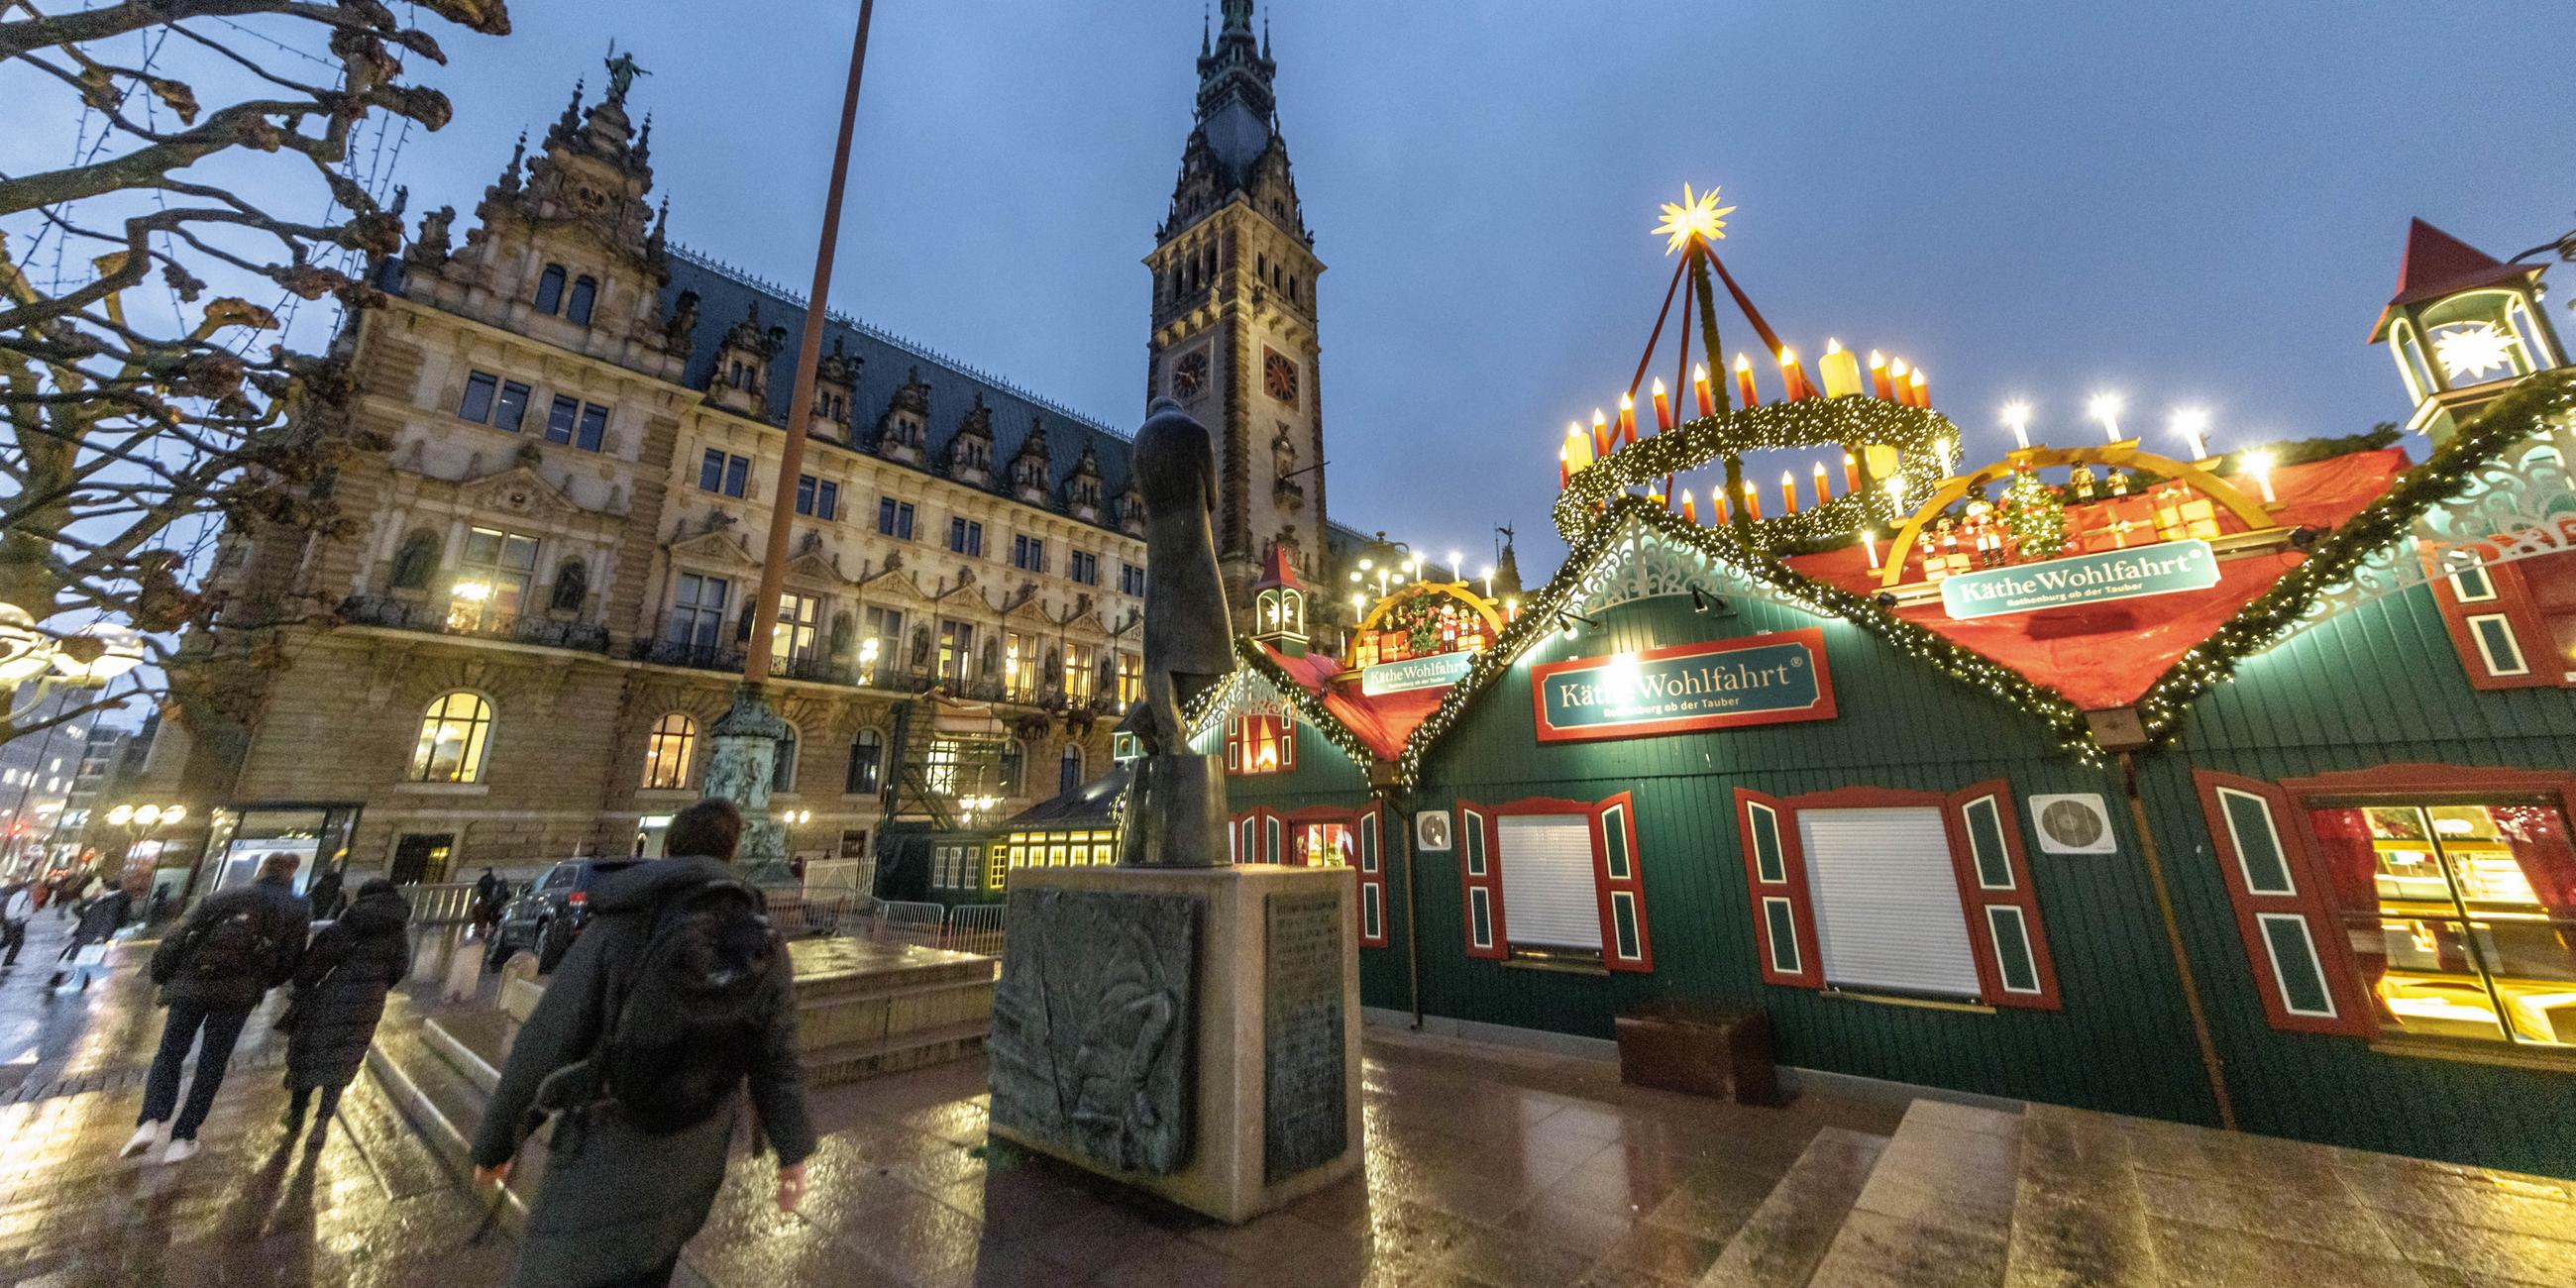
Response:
483,857,643,974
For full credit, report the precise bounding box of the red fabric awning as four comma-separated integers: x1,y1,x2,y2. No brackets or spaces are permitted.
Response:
1787,449,2410,710
1259,644,1449,761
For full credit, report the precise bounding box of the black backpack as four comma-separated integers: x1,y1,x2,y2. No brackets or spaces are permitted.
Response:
186,909,272,984
594,880,782,1134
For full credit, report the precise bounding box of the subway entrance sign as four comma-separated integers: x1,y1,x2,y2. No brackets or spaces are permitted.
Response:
1531,629,1836,742
1940,540,2222,619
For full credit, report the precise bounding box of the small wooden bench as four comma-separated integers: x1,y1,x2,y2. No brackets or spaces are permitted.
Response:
1615,1000,1781,1105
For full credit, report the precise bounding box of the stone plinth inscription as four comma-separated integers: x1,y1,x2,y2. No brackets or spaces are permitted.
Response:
1263,891,1347,1183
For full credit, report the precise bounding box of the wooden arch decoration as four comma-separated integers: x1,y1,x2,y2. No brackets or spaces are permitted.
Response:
1354,581,1509,638
1877,443,2277,589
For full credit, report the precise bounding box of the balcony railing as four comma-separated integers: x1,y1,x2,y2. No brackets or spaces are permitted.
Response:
341,594,609,653
632,637,745,672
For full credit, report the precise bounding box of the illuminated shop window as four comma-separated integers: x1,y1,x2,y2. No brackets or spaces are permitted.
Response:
408,692,492,784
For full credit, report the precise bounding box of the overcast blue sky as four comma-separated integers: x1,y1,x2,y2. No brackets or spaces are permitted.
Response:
380,1,2566,570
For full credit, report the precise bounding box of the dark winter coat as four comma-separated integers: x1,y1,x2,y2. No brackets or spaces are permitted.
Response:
71,889,130,943
470,856,813,1288
149,875,310,1012
284,888,412,1089
305,869,346,921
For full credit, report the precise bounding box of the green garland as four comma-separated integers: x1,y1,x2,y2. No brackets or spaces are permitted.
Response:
2132,373,2576,742
1180,639,1386,777
1553,395,1963,548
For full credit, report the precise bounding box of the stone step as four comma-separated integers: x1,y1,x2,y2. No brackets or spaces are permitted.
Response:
803,1020,991,1088
366,1025,539,1236
798,976,996,1051
1807,1099,2024,1288
2003,1104,2160,1288
1695,1127,1889,1288
796,953,997,999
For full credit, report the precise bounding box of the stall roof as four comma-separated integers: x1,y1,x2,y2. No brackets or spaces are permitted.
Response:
1257,645,1449,762
1784,450,2409,710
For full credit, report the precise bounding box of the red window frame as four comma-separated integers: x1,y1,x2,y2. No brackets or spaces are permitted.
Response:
1454,794,1652,972
2426,551,2570,691
1224,711,1297,775
1354,802,1389,948
1731,783,2062,1009
1229,807,1285,865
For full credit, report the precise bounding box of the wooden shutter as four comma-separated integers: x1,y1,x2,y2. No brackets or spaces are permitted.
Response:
1945,781,2062,1010
1592,793,1652,972
2429,559,2556,691
1355,803,1389,948
2191,770,2373,1035
1736,789,1820,988
1457,801,1506,960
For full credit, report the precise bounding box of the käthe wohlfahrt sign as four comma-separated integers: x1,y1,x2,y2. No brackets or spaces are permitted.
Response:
1940,540,2221,620
1531,629,1836,742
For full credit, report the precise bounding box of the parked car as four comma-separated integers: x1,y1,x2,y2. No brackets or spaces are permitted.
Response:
483,857,643,974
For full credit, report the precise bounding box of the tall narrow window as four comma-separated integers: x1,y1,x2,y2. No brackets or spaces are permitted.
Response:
1001,740,1025,795
772,725,800,793
666,574,730,650
774,592,820,663
409,692,492,784
577,402,608,453
846,728,884,795
534,265,566,314
458,372,499,423
1059,744,1083,795
567,274,597,326
642,713,697,790
493,380,532,432
448,527,538,632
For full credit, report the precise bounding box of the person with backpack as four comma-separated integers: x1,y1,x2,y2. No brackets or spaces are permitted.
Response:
0,881,34,967
471,800,812,1288
469,867,505,939
127,852,310,1164
279,879,412,1151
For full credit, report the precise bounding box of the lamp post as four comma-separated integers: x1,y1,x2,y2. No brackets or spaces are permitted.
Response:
705,0,880,883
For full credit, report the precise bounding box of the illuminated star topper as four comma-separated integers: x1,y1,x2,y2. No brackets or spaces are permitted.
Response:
2432,322,2519,381
1654,184,1736,255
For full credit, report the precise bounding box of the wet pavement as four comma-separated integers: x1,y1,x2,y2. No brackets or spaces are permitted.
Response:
5,914,2573,1287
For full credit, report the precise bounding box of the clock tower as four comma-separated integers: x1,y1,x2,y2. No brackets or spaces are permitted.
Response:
1146,0,1327,635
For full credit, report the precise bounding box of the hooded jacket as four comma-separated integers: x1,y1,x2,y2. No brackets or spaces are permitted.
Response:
285,886,413,1088
470,855,813,1288
150,874,310,1011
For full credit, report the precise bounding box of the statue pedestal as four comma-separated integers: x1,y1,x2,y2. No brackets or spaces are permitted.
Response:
986,864,1362,1224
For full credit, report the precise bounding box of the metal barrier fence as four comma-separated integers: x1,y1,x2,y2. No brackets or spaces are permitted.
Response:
944,903,1007,957
398,883,480,925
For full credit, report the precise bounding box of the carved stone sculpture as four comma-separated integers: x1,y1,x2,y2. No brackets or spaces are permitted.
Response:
987,888,1198,1174
1117,397,1234,867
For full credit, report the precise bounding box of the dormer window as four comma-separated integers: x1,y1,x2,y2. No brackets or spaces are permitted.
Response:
534,265,567,314
567,274,598,326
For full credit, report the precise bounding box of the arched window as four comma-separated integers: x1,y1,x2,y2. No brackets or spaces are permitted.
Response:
548,559,589,613
567,275,598,326
1001,739,1025,796
534,264,567,314
845,728,884,795
408,692,492,784
772,724,800,793
389,530,439,591
1058,743,1083,796
642,713,697,790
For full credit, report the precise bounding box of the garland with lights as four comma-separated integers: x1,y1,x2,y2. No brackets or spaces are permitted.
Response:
2131,371,2576,742
1180,639,1387,778
1554,396,1963,548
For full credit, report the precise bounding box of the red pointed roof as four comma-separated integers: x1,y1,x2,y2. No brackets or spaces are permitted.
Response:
1250,543,1307,593
2373,218,2540,340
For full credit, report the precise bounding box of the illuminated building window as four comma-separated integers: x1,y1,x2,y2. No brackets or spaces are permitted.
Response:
641,713,697,791
447,527,537,631
408,692,492,784
1225,712,1295,776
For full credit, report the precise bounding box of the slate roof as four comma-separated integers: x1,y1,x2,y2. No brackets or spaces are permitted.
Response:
664,248,1138,529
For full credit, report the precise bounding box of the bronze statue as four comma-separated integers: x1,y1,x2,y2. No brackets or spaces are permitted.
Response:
1118,397,1234,867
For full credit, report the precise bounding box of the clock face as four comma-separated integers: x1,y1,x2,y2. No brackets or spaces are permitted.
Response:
1264,349,1299,406
1172,350,1208,399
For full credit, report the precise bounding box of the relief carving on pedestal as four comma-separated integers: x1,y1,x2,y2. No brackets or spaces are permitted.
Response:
988,888,1198,1175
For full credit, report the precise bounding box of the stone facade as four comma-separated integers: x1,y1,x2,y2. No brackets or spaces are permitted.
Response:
155,65,1146,881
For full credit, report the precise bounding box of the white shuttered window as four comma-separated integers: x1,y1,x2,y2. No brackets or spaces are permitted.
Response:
1798,806,1981,998
1496,815,1600,952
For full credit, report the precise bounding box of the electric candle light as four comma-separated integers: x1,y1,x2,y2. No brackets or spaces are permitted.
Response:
2172,407,2210,461
1742,479,1762,521
2244,450,2277,503
1480,566,1494,597
1714,491,1730,524
1591,409,1613,459
1449,551,1463,582
2002,400,2032,450
1819,338,1863,399
1692,363,1715,416
1558,446,1570,490
1777,346,1809,400
1617,392,1637,446
1869,350,1892,399
2089,392,2124,444
1812,461,1831,507
1734,353,1759,407
1863,528,1880,570
1680,489,1697,524
1843,451,1862,492
1780,470,1799,514
1563,421,1593,471
1650,377,1671,432
1907,367,1927,408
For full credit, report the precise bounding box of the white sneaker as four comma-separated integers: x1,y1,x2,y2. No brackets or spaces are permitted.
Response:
119,1122,165,1159
157,1136,200,1164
